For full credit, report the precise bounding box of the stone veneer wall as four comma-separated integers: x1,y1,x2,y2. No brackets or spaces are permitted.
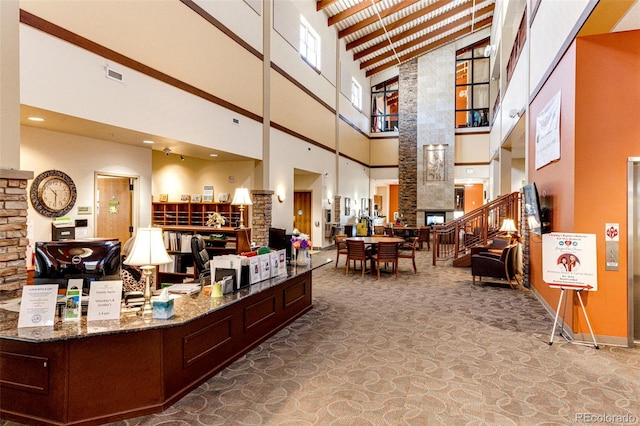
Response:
416,44,456,222
0,174,31,299
398,59,418,226
250,190,273,248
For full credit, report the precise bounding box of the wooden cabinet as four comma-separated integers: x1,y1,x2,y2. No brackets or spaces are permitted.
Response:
157,225,252,284
152,202,246,228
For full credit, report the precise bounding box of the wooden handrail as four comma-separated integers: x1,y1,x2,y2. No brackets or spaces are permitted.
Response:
432,192,521,265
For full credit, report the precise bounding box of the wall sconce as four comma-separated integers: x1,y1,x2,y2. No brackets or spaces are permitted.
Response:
276,187,285,203
327,198,332,205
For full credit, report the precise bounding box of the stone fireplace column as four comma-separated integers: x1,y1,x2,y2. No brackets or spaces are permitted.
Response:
250,190,273,248
0,171,33,299
398,59,418,226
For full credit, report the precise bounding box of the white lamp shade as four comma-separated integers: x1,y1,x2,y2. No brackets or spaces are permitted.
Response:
231,187,253,206
123,227,172,266
499,219,518,233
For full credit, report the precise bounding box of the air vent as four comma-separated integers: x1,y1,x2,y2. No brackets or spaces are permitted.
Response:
105,66,124,83
232,118,240,125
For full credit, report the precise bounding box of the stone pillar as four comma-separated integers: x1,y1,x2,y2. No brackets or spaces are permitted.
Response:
398,59,418,226
250,190,273,248
0,171,32,299
333,195,341,228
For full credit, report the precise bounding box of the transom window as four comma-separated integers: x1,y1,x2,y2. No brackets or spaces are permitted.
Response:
371,76,398,133
351,78,362,110
455,39,490,128
299,16,321,70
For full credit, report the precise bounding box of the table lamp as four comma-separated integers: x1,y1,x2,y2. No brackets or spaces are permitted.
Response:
123,227,172,316
231,187,252,229
499,218,518,243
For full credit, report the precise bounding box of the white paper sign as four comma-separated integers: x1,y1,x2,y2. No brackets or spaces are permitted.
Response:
277,249,287,276
249,256,261,283
535,91,561,169
542,233,598,290
87,281,123,321
18,284,59,328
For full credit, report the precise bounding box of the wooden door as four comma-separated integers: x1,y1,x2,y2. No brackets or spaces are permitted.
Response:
96,175,133,245
293,191,312,236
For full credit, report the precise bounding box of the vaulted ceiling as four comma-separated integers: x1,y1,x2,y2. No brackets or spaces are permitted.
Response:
318,0,495,77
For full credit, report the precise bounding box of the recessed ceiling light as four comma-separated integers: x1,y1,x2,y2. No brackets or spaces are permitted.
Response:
143,140,154,144
209,153,218,157
27,117,45,122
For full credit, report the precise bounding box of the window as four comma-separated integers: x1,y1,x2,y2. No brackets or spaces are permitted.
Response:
351,78,362,110
455,39,490,128
299,16,320,70
370,76,398,133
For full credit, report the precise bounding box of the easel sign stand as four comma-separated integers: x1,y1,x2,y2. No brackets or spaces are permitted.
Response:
547,283,599,349
542,233,599,349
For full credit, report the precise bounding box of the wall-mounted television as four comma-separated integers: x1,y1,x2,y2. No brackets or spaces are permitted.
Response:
34,240,121,293
523,183,543,235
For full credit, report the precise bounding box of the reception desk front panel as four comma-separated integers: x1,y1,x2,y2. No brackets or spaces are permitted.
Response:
0,259,328,426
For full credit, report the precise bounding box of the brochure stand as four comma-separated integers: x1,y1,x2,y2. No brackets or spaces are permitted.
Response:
547,284,599,349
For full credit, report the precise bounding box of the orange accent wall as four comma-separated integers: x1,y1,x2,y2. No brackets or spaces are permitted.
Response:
528,30,640,341
389,184,399,221
464,184,484,214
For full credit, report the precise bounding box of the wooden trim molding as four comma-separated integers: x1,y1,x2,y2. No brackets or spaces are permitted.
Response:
270,62,335,114
180,0,263,61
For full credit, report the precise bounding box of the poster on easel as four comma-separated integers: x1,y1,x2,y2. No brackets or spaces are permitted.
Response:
542,233,598,290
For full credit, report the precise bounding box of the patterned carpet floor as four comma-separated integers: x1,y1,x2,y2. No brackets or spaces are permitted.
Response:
6,248,640,425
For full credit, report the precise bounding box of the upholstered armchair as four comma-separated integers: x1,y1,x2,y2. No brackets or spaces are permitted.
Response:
470,244,519,288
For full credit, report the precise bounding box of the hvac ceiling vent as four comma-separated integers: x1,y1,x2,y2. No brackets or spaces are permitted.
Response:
105,66,124,83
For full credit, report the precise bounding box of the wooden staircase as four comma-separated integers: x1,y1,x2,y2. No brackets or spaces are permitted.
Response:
431,192,520,266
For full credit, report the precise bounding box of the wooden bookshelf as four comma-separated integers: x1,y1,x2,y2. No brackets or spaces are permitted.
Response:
157,225,252,284
152,202,246,229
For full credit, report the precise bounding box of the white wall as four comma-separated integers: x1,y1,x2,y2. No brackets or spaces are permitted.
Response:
271,0,337,108
193,0,264,53
529,0,592,94
339,157,370,224
20,126,152,244
20,26,264,160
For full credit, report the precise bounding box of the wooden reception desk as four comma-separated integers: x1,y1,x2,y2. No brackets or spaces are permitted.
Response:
0,257,330,426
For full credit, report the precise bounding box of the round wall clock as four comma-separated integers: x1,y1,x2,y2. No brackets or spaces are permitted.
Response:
30,170,77,217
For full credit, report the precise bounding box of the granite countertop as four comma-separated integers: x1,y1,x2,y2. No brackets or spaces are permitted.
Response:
0,256,331,343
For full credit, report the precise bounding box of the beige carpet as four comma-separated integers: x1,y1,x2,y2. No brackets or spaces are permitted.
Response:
6,248,640,425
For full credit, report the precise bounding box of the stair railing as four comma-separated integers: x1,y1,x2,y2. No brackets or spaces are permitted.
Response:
432,192,520,265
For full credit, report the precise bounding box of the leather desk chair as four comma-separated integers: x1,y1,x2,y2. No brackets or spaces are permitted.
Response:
191,234,211,279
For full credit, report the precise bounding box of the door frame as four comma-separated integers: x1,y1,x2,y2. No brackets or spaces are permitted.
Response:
94,172,140,240
627,158,640,345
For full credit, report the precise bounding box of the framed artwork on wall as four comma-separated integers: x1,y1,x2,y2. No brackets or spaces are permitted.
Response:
344,198,351,216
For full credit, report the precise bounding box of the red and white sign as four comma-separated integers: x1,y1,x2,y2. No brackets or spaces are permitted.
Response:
605,223,619,241
542,233,598,291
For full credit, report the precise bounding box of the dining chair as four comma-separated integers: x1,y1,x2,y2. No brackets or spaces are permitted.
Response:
417,227,431,250
398,237,418,273
334,234,348,267
371,241,399,279
346,239,372,277
373,225,385,235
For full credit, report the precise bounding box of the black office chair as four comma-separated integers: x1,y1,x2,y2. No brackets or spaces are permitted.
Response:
191,234,210,279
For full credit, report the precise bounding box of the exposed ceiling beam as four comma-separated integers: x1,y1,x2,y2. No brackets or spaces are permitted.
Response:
338,0,421,39
328,0,385,26
316,0,340,12
346,0,457,51
365,17,493,77
353,1,488,61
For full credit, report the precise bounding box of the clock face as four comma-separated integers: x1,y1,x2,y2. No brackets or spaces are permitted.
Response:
39,177,73,211
30,170,77,217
